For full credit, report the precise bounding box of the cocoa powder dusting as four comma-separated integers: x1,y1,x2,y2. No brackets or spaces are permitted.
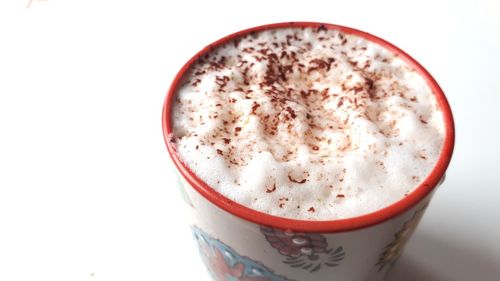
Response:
266,183,277,193
171,27,445,220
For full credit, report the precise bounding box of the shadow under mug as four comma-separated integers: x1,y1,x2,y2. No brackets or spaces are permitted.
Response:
162,22,455,281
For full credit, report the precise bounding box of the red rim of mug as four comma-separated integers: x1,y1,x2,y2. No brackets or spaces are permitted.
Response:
162,22,455,233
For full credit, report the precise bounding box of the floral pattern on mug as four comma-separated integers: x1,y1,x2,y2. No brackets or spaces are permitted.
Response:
260,226,345,273
376,202,429,271
192,227,294,281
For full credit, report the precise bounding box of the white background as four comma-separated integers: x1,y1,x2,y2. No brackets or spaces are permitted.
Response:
0,0,499,280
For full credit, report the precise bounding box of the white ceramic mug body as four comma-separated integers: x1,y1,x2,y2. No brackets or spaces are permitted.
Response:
174,171,438,281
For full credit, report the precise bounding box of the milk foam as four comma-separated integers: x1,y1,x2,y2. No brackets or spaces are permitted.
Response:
171,27,445,220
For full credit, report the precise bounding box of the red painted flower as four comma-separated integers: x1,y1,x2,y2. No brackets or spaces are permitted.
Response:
261,226,328,258
201,244,271,281
193,227,294,280
260,226,345,272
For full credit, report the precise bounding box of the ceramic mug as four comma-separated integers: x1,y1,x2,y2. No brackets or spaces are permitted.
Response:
162,22,455,281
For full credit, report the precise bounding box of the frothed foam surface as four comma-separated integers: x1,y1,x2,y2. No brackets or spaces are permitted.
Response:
171,27,445,220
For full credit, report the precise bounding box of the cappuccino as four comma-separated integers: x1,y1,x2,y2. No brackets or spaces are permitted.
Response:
171,27,445,220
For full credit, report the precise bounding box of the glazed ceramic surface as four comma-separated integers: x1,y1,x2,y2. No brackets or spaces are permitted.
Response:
174,172,437,281
163,22,454,281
